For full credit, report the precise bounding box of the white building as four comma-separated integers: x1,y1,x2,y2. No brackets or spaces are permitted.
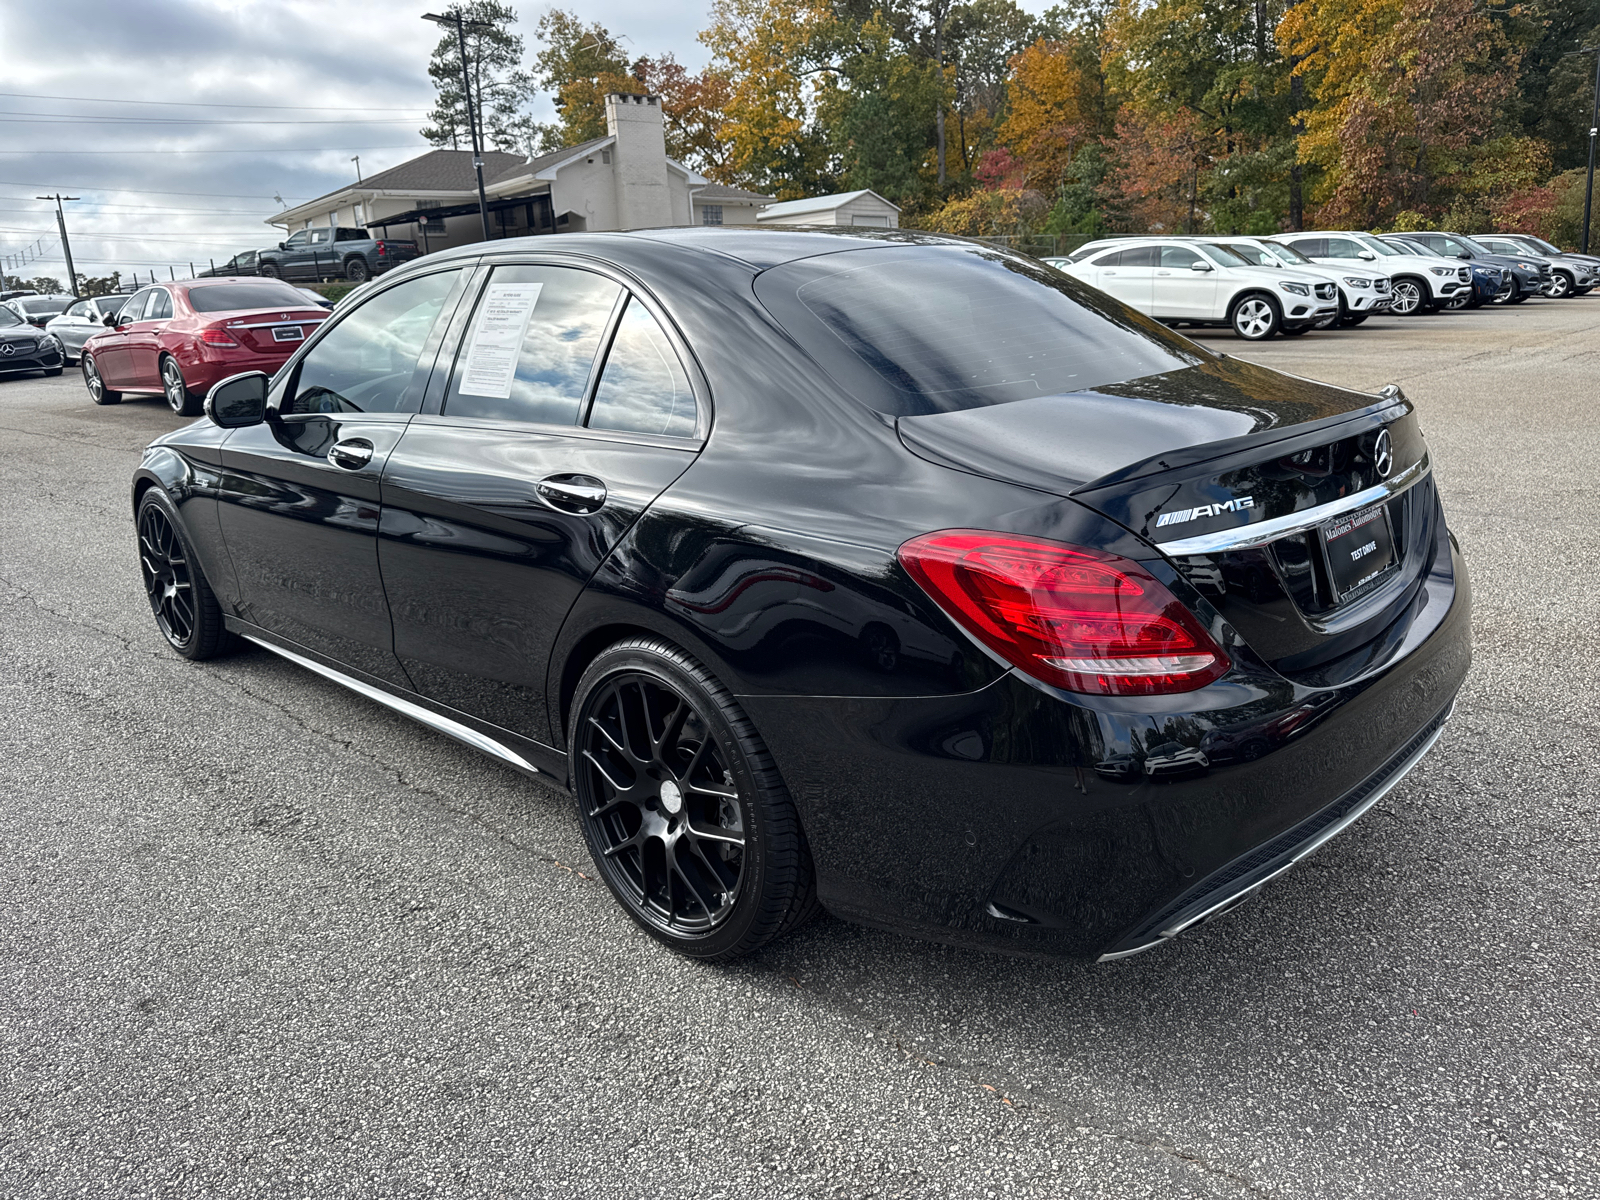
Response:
268,93,708,252
692,183,777,226
756,189,901,228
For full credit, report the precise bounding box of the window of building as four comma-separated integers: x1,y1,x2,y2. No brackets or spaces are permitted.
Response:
586,297,696,438
701,205,723,226
418,200,446,232
442,265,622,427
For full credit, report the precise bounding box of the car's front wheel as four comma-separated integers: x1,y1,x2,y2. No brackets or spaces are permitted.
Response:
1547,272,1573,298
569,637,818,961
1493,278,1518,305
82,353,121,404
136,488,230,660
161,355,203,417
1230,294,1280,340
1389,278,1425,315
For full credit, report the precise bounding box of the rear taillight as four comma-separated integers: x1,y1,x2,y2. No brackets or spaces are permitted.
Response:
375,241,387,255
898,530,1228,696
199,327,238,347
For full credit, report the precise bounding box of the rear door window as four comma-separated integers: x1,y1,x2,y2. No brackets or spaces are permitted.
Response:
441,265,622,427
1118,246,1160,267
1323,238,1363,259
585,297,696,438
145,290,173,320
1287,238,1327,257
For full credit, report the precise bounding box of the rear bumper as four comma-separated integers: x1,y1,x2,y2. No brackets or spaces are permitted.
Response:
743,536,1472,961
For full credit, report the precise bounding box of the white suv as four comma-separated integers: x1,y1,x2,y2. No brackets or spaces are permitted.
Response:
1204,237,1391,328
1273,231,1468,316
1049,237,1337,340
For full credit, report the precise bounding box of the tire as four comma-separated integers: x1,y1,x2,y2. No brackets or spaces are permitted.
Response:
136,488,230,660
569,637,819,961
82,353,121,404
1341,313,1370,327
1576,287,1593,295
1389,277,1425,315
1230,293,1280,340
1279,324,1310,336
160,355,203,417
344,257,370,283
1492,278,1517,305
45,366,63,376
1547,272,1573,298
1509,287,1529,305
258,261,281,279
1445,289,1471,310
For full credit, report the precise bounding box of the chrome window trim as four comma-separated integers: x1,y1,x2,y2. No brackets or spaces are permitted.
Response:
1156,450,1431,557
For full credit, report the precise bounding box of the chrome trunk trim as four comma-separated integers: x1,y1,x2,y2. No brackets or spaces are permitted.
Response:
1157,450,1431,557
241,635,539,775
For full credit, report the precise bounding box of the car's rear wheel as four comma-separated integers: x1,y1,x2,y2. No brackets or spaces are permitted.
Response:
1547,272,1573,298
1389,278,1425,315
136,489,229,660
344,257,370,282
258,261,281,279
1230,294,1280,340
161,355,203,417
570,637,818,961
82,353,121,404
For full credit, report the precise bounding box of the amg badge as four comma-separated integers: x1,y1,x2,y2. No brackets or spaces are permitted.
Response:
1156,496,1256,528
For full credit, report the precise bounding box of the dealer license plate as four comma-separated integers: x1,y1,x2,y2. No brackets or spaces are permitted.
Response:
272,325,304,342
1320,503,1397,601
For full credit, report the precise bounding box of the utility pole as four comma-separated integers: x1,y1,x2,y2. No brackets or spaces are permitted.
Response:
423,9,494,242
38,193,81,296
1562,46,1600,254
351,155,362,182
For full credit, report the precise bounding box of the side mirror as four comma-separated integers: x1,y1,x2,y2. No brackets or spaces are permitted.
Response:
279,242,288,250
103,312,118,327
205,371,270,429
1357,250,1376,260
1189,261,1213,272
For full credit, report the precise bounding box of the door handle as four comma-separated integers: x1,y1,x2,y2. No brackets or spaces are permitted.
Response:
327,437,374,470
536,474,607,514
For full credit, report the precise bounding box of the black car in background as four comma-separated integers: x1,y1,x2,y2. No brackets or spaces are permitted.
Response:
1397,232,1552,303
1472,233,1596,298
130,230,1471,964
198,250,260,278
0,302,65,378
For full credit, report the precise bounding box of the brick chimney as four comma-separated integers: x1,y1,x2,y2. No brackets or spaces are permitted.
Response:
605,93,673,230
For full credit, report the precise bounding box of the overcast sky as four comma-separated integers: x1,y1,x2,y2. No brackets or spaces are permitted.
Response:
0,0,1054,285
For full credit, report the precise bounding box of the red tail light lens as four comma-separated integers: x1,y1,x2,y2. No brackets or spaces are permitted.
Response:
199,327,238,347
898,530,1228,696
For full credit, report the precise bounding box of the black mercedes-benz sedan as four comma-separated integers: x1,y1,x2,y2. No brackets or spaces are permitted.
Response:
130,229,1471,963
0,302,65,379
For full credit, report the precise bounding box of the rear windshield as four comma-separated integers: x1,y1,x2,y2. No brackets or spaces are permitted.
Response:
18,297,69,315
186,282,318,312
754,244,1207,417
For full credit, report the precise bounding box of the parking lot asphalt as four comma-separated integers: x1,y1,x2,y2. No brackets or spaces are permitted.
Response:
1,298,1596,1200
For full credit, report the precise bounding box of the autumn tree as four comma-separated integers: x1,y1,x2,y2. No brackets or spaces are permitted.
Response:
633,56,735,178
1278,0,1523,226
531,11,643,149
998,37,1108,193
421,2,536,153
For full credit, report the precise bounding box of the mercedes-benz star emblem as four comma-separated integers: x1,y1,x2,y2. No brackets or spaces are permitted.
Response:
1373,428,1393,479
0,344,14,357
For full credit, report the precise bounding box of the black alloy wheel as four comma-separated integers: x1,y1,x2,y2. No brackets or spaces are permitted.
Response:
570,638,818,961
161,356,203,417
258,261,281,279
1547,272,1573,298
136,490,229,659
344,258,370,283
82,353,121,405
1389,278,1424,315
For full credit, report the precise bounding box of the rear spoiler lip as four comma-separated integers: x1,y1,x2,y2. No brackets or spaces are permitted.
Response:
1071,393,1409,496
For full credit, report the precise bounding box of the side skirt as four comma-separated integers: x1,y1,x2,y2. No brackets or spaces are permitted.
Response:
226,619,568,786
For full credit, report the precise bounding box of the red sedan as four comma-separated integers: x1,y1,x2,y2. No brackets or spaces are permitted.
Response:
81,278,330,414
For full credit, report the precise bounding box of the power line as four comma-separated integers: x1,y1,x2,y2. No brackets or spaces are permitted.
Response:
0,180,313,200
0,91,428,112
0,199,272,214
0,113,426,125
0,145,428,155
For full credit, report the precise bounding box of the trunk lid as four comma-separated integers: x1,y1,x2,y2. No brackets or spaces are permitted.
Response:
897,359,1441,682
211,306,330,353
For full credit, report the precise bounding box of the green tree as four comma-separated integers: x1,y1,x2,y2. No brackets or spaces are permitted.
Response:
420,2,536,154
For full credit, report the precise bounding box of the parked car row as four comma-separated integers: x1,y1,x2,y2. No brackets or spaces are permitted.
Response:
1044,229,1595,340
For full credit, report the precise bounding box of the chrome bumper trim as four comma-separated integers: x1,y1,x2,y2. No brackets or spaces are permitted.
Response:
1157,450,1431,557
242,634,540,775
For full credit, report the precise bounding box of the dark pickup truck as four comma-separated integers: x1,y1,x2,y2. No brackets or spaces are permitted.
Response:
257,226,420,283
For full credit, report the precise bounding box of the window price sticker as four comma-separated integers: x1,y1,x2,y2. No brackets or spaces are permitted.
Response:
458,282,543,399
